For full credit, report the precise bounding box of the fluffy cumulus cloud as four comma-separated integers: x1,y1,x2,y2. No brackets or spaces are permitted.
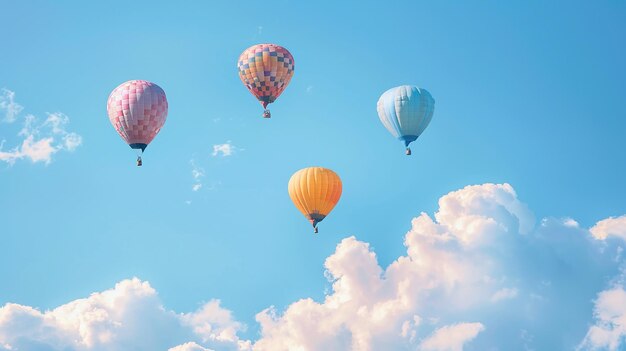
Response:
253,183,626,350
0,90,82,165
0,278,251,351
2,183,626,350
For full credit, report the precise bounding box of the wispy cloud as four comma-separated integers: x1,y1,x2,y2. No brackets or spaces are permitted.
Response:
419,323,485,351
189,140,237,195
252,25,264,40
0,107,82,165
0,90,82,165
0,88,23,123
306,85,313,93
0,134,56,164
491,287,518,302
190,160,205,191
212,141,238,157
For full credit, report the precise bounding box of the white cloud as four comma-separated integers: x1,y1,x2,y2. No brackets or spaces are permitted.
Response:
170,342,215,351
3,183,626,350
0,135,62,164
563,217,580,228
0,135,57,164
419,323,485,351
181,301,247,347
64,132,82,151
590,215,626,240
0,90,82,165
212,142,237,157
490,287,518,302
0,89,23,123
253,183,626,350
0,278,251,351
191,160,205,191
188,142,239,194
578,286,626,351
433,183,535,245
255,184,535,350
43,112,83,151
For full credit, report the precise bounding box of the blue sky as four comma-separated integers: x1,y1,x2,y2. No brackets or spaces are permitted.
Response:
1,1,626,350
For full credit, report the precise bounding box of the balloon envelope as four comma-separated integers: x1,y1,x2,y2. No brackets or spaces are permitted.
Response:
107,80,168,152
288,167,342,231
376,85,435,150
237,44,295,109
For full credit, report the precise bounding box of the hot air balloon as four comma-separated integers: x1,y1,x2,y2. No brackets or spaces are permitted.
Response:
237,43,295,118
376,85,435,155
288,167,342,233
107,80,168,166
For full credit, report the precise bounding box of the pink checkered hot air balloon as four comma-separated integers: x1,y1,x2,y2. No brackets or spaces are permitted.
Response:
107,80,168,166
237,43,295,118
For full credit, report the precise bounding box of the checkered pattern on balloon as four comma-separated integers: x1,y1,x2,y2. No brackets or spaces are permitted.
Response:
238,44,294,117
106,80,168,151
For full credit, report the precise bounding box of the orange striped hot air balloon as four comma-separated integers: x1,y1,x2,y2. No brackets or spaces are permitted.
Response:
237,43,295,118
288,167,342,233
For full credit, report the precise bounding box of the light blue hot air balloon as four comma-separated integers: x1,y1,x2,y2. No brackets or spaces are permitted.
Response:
376,85,435,155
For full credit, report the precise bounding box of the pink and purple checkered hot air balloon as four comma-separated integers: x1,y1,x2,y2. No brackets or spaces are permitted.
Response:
107,80,168,166
237,43,295,118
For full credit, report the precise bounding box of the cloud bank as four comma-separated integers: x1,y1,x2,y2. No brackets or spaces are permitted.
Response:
0,279,250,351
2,183,626,350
